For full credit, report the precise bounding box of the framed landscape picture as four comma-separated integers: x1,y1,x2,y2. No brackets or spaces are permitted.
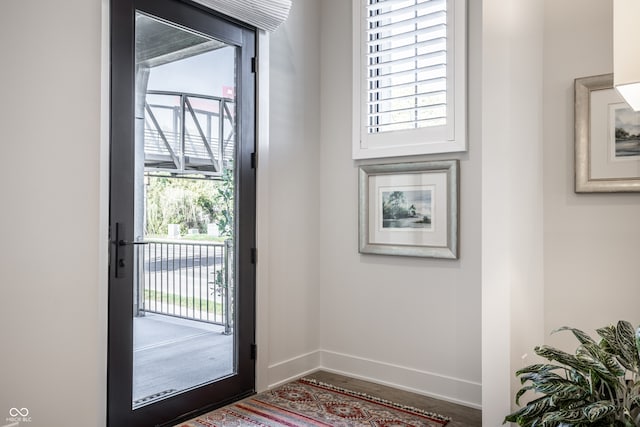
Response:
575,73,640,192
358,160,459,259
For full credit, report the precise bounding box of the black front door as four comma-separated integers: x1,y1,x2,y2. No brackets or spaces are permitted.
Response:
108,1,256,425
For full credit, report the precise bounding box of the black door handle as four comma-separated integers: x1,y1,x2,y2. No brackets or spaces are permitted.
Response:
112,223,147,278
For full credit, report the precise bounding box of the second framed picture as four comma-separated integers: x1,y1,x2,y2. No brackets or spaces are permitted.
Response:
358,160,459,259
575,73,640,192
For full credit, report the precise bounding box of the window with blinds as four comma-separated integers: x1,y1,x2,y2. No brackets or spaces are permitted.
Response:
353,0,466,159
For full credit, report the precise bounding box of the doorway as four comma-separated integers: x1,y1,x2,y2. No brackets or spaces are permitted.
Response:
108,1,256,426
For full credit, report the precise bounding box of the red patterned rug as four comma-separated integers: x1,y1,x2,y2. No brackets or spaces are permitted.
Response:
178,378,450,426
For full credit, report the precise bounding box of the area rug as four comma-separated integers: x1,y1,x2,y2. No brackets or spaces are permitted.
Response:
178,377,450,426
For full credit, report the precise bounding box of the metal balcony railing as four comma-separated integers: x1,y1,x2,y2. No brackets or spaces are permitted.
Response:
134,240,233,333
143,90,236,177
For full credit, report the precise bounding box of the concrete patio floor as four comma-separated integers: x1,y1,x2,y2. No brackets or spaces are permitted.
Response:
133,313,234,406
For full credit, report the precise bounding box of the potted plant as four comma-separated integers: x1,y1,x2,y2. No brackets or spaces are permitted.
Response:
504,321,640,426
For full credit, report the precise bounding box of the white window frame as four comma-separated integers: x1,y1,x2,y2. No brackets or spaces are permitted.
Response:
352,0,467,159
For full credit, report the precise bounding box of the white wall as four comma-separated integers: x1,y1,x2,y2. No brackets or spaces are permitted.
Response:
315,0,482,408
543,0,640,349
264,0,323,386
481,0,545,424
0,1,107,427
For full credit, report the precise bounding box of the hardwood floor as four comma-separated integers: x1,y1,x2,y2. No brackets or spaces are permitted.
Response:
305,371,482,427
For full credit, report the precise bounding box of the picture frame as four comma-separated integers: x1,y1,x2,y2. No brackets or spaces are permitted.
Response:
575,73,640,192
358,160,459,259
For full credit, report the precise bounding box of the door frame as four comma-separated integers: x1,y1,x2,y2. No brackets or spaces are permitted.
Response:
108,0,257,425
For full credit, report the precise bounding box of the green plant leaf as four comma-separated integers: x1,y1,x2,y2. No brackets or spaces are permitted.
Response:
582,400,617,422
505,396,555,425
516,364,565,376
629,392,640,407
535,345,589,373
616,320,640,369
541,408,586,426
597,325,617,346
533,378,585,396
615,351,636,372
515,385,535,406
519,370,566,386
554,326,596,345
635,326,640,362
547,387,590,407
575,346,624,389
579,343,625,378
567,369,589,388
598,329,635,372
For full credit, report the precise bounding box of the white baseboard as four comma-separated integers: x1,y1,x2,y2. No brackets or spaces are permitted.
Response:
320,350,481,409
265,349,481,409
266,350,321,389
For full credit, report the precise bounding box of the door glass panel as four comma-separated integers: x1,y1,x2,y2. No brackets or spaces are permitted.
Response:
132,11,237,409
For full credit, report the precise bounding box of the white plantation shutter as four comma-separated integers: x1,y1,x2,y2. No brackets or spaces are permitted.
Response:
367,0,447,133
191,0,292,32
353,0,466,159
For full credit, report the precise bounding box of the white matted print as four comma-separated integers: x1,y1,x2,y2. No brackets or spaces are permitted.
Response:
359,160,458,259
591,90,640,179
369,173,447,248
610,104,640,160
